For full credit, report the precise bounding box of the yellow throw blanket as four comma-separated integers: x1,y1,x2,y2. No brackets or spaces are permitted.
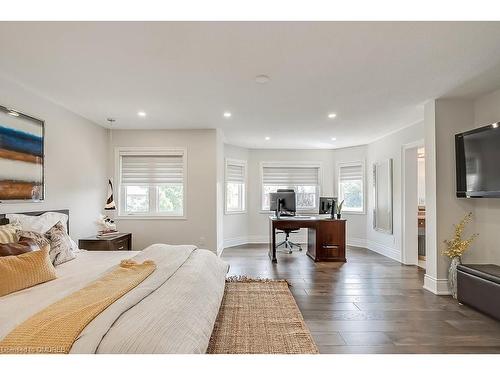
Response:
0,259,156,354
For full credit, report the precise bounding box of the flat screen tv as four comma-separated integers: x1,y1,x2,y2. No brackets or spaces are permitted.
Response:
456,122,500,197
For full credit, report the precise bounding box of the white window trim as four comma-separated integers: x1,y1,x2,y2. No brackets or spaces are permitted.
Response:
259,161,323,214
336,160,366,215
114,147,187,220
224,158,247,215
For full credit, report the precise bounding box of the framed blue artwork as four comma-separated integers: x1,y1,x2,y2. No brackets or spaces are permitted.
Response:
0,105,44,202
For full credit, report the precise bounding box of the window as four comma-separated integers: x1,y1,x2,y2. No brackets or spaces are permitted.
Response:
261,163,321,211
338,162,365,213
117,148,186,218
225,159,246,213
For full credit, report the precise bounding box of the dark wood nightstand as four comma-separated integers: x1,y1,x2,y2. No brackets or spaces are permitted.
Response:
78,233,132,251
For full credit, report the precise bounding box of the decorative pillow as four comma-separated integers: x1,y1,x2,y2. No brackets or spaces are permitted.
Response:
17,221,76,266
45,222,76,265
5,212,79,253
0,239,41,257
0,223,21,244
0,245,56,297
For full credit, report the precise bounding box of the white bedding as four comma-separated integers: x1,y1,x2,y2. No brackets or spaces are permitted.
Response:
0,244,228,354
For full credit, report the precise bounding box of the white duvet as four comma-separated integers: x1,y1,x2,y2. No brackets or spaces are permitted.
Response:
0,244,228,354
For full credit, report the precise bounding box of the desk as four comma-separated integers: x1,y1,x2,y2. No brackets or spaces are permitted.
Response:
269,216,346,263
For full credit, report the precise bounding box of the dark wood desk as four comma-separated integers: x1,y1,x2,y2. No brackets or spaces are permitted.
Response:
269,216,346,263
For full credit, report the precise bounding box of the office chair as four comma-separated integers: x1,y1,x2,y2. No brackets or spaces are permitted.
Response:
275,189,303,254
276,229,303,253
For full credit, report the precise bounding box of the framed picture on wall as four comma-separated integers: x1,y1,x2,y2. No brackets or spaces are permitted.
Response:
0,105,45,202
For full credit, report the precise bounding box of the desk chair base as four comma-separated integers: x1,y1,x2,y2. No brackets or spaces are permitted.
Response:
276,239,303,254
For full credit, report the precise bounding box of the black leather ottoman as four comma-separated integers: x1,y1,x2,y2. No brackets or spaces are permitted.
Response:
457,264,500,321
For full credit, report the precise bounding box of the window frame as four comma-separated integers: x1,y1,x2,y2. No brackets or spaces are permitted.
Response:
115,147,187,220
259,161,322,214
337,160,366,215
224,158,247,215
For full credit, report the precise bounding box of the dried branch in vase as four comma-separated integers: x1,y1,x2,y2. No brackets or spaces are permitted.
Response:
442,212,478,259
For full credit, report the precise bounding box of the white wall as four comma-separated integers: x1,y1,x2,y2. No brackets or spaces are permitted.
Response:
425,99,475,294
0,75,108,242
468,88,500,264
222,144,369,247
424,91,500,295
109,129,219,251
223,144,250,247
247,149,335,243
215,129,225,255
332,145,368,246
365,122,425,261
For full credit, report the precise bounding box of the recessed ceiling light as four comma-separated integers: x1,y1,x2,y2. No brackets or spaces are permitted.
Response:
265,136,271,141
331,137,337,141
223,112,232,118
7,110,19,117
255,75,271,84
137,111,147,117
328,113,337,119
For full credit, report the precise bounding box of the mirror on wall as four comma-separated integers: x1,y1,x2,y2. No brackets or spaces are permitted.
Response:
373,158,393,234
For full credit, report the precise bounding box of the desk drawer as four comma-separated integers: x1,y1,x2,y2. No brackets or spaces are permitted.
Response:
321,244,340,258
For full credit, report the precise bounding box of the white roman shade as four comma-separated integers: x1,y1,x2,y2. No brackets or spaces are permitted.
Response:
338,163,363,181
262,165,320,186
226,162,245,183
120,153,184,185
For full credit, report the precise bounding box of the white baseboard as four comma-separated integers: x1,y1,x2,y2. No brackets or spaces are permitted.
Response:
347,237,367,248
225,235,379,252
246,235,268,243
364,240,401,262
224,236,399,263
423,274,451,295
223,234,449,296
223,236,251,248
224,234,307,248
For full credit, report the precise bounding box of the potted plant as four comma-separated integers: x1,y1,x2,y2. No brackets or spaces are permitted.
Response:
442,212,478,299
335,200,344,219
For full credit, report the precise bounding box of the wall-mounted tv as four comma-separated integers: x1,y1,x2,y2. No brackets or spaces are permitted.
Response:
456,122,500,198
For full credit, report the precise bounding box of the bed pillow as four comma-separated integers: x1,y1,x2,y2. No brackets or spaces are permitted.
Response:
0,223,21,244
5,212,79,252
0,239,41,257
18,221,76,266
6,212,69,233
0,245,56,297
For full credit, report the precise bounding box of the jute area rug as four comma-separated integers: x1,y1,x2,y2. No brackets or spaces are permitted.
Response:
207,277,319,354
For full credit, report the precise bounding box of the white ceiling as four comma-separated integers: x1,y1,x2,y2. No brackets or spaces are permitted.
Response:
1,22,500,149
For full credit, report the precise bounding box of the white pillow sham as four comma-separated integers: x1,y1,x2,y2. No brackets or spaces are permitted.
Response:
6,212,79,252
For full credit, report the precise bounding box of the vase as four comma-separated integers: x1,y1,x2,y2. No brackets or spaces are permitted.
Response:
336,213,341,219
448,256,461,299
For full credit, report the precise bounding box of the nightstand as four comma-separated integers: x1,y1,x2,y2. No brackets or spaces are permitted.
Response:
78,233,132,251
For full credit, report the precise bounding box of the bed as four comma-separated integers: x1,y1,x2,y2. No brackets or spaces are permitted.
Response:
0,210,229,354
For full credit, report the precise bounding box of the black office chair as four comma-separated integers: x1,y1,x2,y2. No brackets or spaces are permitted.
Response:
275,189,302,254
276,228,303,253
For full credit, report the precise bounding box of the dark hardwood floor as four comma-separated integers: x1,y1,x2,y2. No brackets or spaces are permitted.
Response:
222,243,500,354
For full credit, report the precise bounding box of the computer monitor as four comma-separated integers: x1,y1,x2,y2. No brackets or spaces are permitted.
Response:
270,191,296,216
319,197,336,215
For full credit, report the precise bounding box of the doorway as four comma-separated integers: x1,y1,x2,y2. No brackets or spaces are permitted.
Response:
402,140,425,266
417,147,426,269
